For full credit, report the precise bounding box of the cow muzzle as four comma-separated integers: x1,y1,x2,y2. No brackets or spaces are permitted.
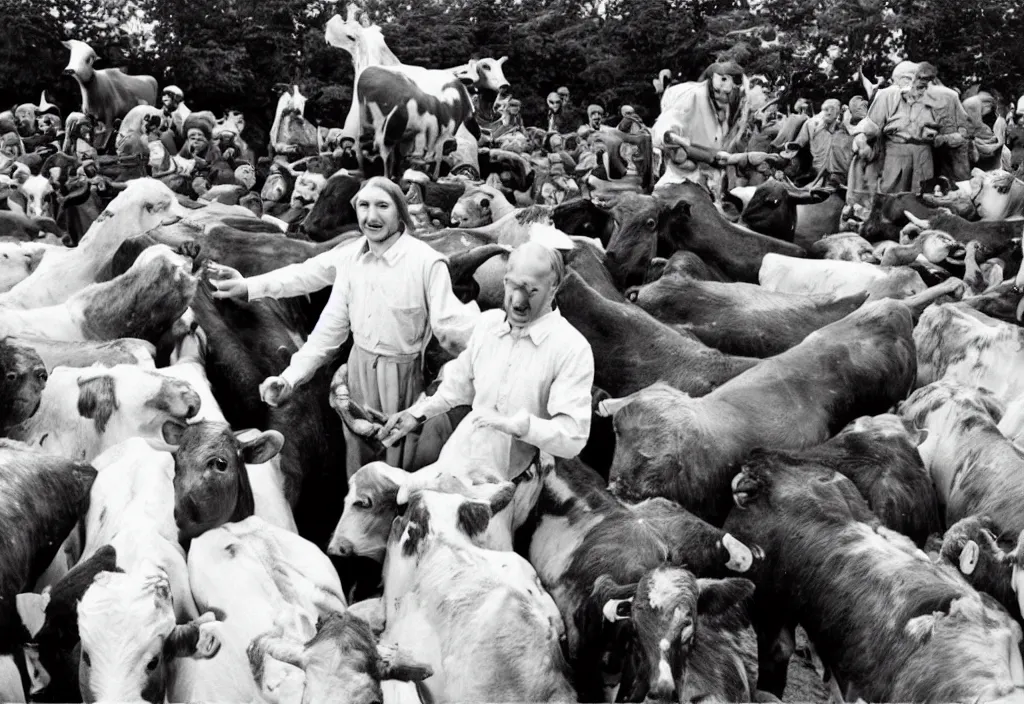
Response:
62,68,77,77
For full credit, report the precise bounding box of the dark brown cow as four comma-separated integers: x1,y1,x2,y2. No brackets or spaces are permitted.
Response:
601,299,916,523
938,516,1022,623
903,208,1024,251
517,458,762,702
626,267,867,358
605,184,806,287
557,269,757,397
0,339,47,434
724,450,1024,701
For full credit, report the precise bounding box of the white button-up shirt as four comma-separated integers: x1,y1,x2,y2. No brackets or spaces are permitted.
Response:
406,308,595,478
245,234,480,388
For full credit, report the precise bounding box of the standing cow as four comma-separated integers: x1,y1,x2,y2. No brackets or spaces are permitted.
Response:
61,40,159,149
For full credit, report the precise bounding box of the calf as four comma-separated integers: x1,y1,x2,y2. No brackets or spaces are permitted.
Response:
247,611,432,704
177,516,344,703
18,176,57,221
0,244,197,345
450,183,517,227
383,489,573,703
0,440,96,652
915,303,1024,405
0,339,48,434
759,253,926,300
808,233,877,262
724,450,1024,701
601,299,916,523
0,178,186,309
164,421,284,541
628,268,867,358
518,457,761,701
557,269,757,397
298,171,361,242
596,567,757,703
733,178,831,243
6,364,200,462
857,191,937,243
900,380,1024,537
77,565,220,703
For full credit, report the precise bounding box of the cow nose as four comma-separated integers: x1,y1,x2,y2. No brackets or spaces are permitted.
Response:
62,68,75,76
328,538,355,557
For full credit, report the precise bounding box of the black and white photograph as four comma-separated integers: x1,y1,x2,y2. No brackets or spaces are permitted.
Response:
1,0,1024,701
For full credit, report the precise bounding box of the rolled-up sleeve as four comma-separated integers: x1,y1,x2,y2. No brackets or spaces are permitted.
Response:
279,274,351,389
246,247,341,301
520,337,595,458
425,260,481,356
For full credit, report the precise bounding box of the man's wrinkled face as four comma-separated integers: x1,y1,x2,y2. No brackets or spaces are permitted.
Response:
234,165,255,190
710,74,738,106
547,94,563,113
187,128,208,154
589,109,604,129
38,115,60,138
503,248,558,327
291,173,325,209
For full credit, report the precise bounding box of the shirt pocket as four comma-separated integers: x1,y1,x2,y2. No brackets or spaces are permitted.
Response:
388,305,427,348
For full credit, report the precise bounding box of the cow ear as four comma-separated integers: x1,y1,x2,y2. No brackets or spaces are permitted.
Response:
899,418,929,446
696,577,755,619
273,83,290,96
161,420,186,448
377,644,433,682
456,499,492,538
498,56,508,65
61,40,71,49
77,374,118,433
238,429,284,465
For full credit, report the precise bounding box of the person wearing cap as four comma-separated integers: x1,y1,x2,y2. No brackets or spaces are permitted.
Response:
915,63,973,181
178,113,221,166
792,98,853,186
161,86,191,151
584,104,611,134
545,91,570,134
854,60,938,194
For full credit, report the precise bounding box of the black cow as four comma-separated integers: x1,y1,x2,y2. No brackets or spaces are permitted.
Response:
516,458,762,702
603,299,917,524
0,339,48,434
299,172,362,242
724,450,1024,701
626,265,867,358
556,269,757,397
731,179,831,243
0,441,97,652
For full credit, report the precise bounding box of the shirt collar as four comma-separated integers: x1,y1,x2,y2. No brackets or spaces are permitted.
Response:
497,307,563,345
356,232,410,265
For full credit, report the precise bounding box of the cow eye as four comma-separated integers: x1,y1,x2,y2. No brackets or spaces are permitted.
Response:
146,203,154,213
146,655,159,672
210,458,228,472
355,497,373,509
82,651,91,667
645,217,656,229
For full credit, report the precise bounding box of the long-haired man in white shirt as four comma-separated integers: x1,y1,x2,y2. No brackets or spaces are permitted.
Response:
207,176,479,477
379,241,595,481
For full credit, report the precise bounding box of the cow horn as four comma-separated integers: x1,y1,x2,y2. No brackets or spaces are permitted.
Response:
722,533,755,573
753,96,780,118
959,540,980,575
346,2,359,21
602,597,633,622
596,393,640,417
903,211,931,229
447,244,510,283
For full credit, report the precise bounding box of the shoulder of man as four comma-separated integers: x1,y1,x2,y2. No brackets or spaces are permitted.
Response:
404,234,446,262
551,311,592,354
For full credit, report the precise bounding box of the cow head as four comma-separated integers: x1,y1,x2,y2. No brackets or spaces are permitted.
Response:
459,57,510,95
605,194,668,289
329,461,410,561
0,338,47,432
248,612,431,704
598,567,755,703
274,85,307,119
451,184,503,227
740,178,831,242
61,39,98,83
162,420,283,542
14,103,38,137
19,175,56,219
78,565,220,703
74,365,201,447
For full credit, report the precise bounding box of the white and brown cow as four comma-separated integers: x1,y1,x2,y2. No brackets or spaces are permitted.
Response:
268,85,319,161
61,39,159,145
356,64,478,178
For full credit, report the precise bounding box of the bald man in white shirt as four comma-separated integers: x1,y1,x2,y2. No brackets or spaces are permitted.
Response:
380,241,595,480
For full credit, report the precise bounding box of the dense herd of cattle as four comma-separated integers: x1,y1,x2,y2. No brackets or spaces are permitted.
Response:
5,14,1024,704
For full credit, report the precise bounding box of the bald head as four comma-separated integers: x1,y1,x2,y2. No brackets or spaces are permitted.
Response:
504,242,564,327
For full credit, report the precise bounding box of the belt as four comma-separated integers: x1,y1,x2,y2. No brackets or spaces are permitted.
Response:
353,345,420,368
887,138,932,147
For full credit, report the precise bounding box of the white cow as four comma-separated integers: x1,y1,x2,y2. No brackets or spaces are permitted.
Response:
0,241,52,293
5,363,200,462
759,253,927,300
381,489,572,702
0,178,186,309
173,517,345,703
